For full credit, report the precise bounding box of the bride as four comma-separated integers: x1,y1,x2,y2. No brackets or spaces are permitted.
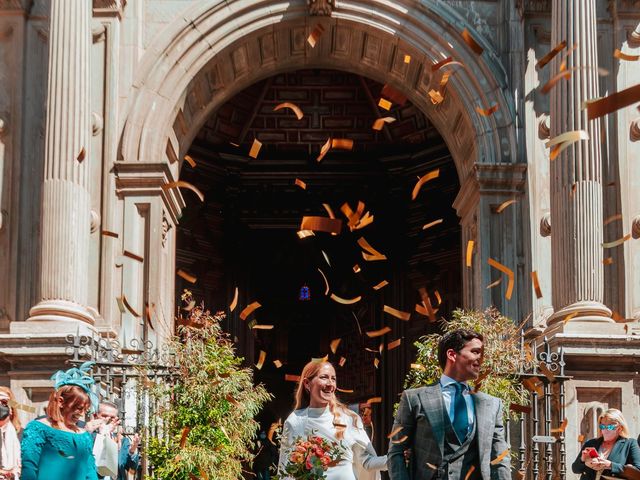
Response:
278,360,387,480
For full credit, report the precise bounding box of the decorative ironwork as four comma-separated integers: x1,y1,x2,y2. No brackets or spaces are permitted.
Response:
66,330,178,477
516,333,570,480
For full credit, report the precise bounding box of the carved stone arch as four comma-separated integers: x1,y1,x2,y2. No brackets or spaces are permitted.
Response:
120,0,518,184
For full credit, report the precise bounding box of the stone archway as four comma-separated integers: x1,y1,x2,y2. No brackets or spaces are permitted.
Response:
117,0,527,321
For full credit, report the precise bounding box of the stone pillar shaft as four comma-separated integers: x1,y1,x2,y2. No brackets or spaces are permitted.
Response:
548,0,611,324
28,0,93,324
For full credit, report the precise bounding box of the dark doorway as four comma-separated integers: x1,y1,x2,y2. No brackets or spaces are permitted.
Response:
175,69,461,453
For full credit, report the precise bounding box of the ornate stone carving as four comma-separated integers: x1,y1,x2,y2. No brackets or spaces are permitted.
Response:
524,0,551,13
540,213,551,237
632,215,640,239
538,114,550,139
308,0,335,16
630,118,640,142
161,214,171,247
92,112,103,136
92,25,106,43
90,209,100,233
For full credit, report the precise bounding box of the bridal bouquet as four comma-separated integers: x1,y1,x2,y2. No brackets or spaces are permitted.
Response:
275,435,344,480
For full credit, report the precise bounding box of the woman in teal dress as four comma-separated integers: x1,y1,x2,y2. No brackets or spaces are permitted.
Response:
21,362,99,480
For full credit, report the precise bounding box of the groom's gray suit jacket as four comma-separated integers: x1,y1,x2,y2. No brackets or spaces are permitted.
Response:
387,383,511,480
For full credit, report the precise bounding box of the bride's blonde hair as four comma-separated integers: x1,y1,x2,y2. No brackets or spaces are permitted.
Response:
293,360,359,440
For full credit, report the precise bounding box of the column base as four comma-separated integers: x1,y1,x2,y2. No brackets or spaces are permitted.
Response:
25,299,95,327
546,300,612,327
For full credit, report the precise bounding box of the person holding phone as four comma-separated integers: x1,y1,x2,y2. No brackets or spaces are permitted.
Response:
572,408,640,479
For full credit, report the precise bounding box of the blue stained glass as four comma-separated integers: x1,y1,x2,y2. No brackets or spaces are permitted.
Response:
299,285,311,301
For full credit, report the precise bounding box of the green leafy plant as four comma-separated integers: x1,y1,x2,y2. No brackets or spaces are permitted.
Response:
405,308,530,419
146,290,272,479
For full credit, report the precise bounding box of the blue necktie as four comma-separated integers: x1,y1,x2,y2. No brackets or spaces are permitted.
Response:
452,383,469,442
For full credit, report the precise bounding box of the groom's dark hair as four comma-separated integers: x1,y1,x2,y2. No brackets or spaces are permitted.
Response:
437,329,483,369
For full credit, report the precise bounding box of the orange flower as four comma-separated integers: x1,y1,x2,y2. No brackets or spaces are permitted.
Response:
290,452,304,464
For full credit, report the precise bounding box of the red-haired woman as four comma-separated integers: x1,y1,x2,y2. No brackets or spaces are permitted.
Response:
0,387,22,479
277,361,387,480
21,363,98,480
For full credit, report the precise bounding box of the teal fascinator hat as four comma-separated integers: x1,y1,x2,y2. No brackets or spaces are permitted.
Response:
51,361,99,413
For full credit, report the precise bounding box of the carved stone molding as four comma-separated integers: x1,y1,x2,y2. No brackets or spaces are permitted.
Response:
631,118,640,142
0,0,30,11
308,0,335,16
93,0,126,17
92,25,106,43
524,0,551,14
540,213,551,237
161,214,171,247
90,209,100,233
92,112,103,136
632,215,640,239
538,114,550,140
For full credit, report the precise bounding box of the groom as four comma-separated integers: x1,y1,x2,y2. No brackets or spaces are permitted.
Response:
387,329,511,480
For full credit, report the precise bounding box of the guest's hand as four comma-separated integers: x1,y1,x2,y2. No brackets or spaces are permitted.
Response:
129,433,141,454
84,418,105,433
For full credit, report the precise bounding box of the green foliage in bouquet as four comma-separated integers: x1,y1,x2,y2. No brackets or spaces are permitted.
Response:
146,290,272,479
405,308,530,420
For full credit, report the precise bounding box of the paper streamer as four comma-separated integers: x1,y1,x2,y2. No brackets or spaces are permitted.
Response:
487,258,515,300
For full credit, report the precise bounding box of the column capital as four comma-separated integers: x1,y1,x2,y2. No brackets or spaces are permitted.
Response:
114,161,186,224
93,0,126,18
453,163,527,220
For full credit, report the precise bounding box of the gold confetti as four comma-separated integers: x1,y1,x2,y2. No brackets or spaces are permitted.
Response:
586,83,640,120
179,427,190,448
252,324,274,330
486,277,502,289
418,287,437,322
285,374,301,382
184,155,196,168
373,358,380,368
536,41,567,69
367,397,382,404
383,305,411,321
411,169,440,200
162,181,205,202
297,230,315,239
551,418,568,433
422,219,443,230
248,138,262,158
353,264,361,273
294,178,307,190
77,147,86,163
387,426,403,439
357,237,387,260
322,203,336,219
495,199,517,214
101,230,119,238
373,280,389,290
378,98,392,110
317,268,330,295
602,233,631,248
307,24,325,48
578,434,585,443
336,387,354,393
426,463,438,470
411,363,425,370
604,214,622,226
123,250,143,263
464,466,476,480
522,377,544,396
372,116,396,131
466,240,475,267
476,104,499,117
434,290,442,305
391,435,408,444
614,49,639,61
330,338,341,354
239,301,261,321
509,403,531,414
490,449,510,465
300,216,343,234
256,350,266,370
546,130,590,160
403,54,411,63
229,287,239,312
330,293,362,305
317,137,332,162
332,138,354,151
538,362,556,382
273,360,283,368
366,327,391,338
387,338,402,350
428,89,444,104
177,269,197,284
432,56,453,71
488,258,515,300
531,271,543,299
603,257,614,265
461,28,483,55
274,102,304,120
339,356,346,367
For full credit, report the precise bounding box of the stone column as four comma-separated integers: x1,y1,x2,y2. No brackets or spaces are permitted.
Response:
547,0,611,325
26,0,93,326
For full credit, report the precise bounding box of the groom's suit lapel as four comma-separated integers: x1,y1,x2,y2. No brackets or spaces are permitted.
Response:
418,383,446,455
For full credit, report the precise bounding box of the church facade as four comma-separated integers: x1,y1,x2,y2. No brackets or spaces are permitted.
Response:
0,1,639,476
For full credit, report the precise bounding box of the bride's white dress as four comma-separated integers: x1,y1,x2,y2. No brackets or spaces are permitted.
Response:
278,406,387,480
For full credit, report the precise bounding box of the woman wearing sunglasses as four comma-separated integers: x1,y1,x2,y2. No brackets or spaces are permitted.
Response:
572,408,640,479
